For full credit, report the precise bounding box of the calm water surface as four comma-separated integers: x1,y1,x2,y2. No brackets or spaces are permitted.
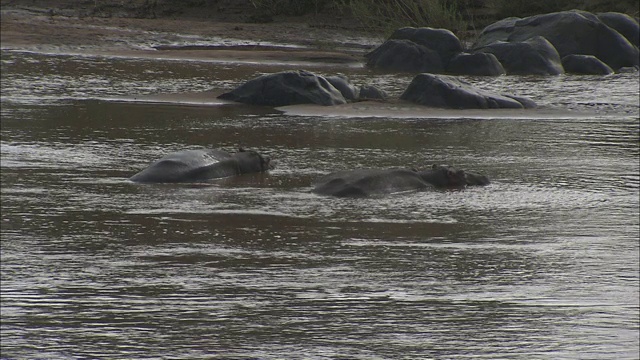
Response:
1,41,639,360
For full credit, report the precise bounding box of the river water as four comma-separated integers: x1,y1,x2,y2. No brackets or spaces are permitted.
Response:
1,35,639,359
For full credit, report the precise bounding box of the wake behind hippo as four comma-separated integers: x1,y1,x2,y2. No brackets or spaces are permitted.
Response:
130,148,272,183
313,164,489,198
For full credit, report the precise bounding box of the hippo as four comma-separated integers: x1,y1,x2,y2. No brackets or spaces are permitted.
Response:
312,164,489,198
129,148,272,183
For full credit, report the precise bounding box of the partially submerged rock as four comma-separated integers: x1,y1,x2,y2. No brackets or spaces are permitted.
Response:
219,70,392,106
389,27,463,66
562,54,614,75
358,85,388,100
474,36,564,75
326,75,359,101
365,39,444,73
365,27,465,74
400,73,534,109
446,52,506,76
218,70,347,106
219,70,536,110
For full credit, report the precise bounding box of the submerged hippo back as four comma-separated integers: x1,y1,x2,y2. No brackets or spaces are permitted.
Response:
313,168,431,197
129,148,271,183
464,171,491,186
129,149,232,183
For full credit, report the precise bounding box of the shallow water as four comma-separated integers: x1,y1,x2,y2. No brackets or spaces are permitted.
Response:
1,45,639,359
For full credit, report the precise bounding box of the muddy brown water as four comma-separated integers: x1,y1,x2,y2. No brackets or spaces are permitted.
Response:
1,40,639,359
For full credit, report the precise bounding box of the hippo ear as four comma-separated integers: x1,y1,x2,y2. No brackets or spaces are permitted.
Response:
432,164,438,169
238,147,246,152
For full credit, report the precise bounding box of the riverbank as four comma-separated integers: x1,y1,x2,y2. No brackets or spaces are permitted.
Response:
3,1,637,66
1,1,377,65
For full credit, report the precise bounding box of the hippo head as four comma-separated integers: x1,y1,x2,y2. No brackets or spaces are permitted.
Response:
419,164,467,187
234,148,273,174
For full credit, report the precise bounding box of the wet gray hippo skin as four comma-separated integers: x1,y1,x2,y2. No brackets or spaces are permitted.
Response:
313,164,487,198
129,148,272,183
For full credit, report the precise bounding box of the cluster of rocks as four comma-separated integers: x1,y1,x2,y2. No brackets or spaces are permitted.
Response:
367,10,639,76
218,10,638,110
218,71,388,106
218,69,535,110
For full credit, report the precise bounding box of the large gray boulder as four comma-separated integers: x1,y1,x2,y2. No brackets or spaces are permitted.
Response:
326,75,359,101
358,85,388,100
473,10,639,71
389,27,463,66
597,12,639,47
472,17,521,48
400,73,534,109
446,52,506,76
218,70,346,106
562,54,614,75
365,39,444,73
365,27,464,73
474,36,564,75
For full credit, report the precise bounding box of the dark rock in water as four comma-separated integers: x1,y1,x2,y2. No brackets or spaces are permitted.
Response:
389,27,463,66
562,54,614,75
218,70,346,106
472,17,521,48
365,39,444,73
358,85,388,100
400,73,534,109
597,12,639,47
446,52,506,76
504,95,537,109
474,36,564,75
326,75,359,101
473,10,639,71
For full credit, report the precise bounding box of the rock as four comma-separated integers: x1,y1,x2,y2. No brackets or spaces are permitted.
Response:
474,36,564,75
473,10,639,71
326,75,359,101
389,27,463,66
562,54,614,75
365,27,465,73
504,95,537,109
365,39,444,73
597,12,639,47
358,85,388,100
446,52,506,76
472,17,521,48
400,73,533,109
218,70,346,106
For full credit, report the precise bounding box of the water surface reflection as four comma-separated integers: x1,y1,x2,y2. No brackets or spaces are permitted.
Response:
1,49,638,359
